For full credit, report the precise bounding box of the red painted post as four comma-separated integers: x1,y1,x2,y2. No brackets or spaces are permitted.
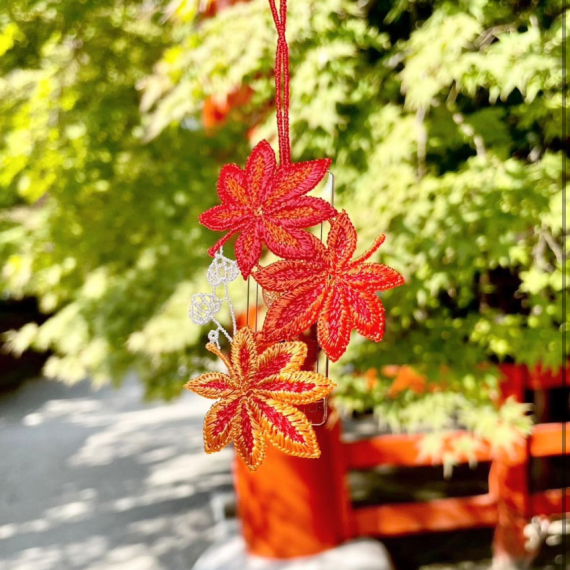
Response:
489,443,532,569
233,412,353,558
232,323,353,558
491,364,533,569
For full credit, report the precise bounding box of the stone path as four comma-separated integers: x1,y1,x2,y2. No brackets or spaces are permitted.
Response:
0,377,233,570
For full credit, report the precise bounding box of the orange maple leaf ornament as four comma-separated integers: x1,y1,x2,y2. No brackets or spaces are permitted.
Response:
255,211,405,362
184,327,335,471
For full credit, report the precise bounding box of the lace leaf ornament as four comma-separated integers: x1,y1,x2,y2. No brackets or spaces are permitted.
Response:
254,211,405,362
189,248,239,348
188,0,404,471
199,140,336,279
185,327,335,471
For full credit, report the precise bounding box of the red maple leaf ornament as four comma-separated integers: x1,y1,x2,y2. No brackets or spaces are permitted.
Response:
184,327,335,471
255,211,405,362
199,140,335,278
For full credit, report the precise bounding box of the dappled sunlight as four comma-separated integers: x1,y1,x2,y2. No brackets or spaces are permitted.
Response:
68,389,212,468
0,378,233,570
0,520,50,541
22,399,103,426
111,484,198,513
139,446,179,464
148,453,233,487
0,545,67,570
0,537,109,570
0,489,99,541
76,545,158,570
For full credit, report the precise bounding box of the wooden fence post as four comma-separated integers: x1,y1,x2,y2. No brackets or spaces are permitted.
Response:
233,412,353,558
491,364,532,569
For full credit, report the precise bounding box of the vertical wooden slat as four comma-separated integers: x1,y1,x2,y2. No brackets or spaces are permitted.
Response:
492,364,534,569
235,411,351,557
490,442,532,568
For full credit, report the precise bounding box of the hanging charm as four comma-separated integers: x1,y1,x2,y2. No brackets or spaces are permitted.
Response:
185,327,335,471
187,0,403,471
255,211,404,362
189,248,239,347
200,140,335,278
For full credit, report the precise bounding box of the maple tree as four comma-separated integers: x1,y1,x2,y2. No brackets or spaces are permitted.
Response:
0,0,565,454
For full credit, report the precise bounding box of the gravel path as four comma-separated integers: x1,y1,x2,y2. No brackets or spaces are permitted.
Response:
0,377,233,570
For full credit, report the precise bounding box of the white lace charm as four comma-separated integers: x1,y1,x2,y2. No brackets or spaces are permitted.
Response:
189,248,239,347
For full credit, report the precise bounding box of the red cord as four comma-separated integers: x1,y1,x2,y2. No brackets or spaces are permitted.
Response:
268,0,291,165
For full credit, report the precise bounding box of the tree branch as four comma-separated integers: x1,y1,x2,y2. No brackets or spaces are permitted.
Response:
452,112,486,158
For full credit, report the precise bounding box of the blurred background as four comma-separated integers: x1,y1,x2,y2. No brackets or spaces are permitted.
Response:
0,1,567,569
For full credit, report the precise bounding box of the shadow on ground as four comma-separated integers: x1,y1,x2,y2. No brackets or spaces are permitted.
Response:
0,377,233,570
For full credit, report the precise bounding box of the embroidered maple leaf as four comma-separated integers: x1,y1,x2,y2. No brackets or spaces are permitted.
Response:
255,211,405,362
199,140,335,278
184,327,335,471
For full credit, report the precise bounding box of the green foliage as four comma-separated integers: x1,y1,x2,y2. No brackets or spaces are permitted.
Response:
1,0,567,453
0,0,250,398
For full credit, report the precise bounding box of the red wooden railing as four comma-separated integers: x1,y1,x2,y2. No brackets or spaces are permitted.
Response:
235,363,568,567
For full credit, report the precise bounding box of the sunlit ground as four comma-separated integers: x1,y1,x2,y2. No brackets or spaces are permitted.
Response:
1,378,566,570
0,377,233,570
